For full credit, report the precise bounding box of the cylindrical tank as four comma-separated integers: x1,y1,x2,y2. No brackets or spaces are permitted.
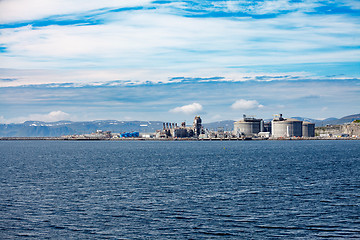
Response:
234,118,262,136
271,118,303,137
302,122,315,137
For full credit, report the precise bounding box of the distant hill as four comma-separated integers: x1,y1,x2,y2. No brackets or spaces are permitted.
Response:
203,120,234,131
313,113,360,126
1,113,359,137
339,113,360,122
291,117,320,123
290,114,360,127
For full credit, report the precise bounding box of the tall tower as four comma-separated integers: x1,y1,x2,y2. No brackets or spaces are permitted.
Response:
193,116,202,137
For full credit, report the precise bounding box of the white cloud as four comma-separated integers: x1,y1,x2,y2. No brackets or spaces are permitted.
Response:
0,67,313,87
170,103,203,115
0,0,152,24
251,0,321,14
1,9,359,70
341,0,360,10
2,111,71,123
188,0,320,14
40,111,70,122
231,99,264,110
208,114,223,122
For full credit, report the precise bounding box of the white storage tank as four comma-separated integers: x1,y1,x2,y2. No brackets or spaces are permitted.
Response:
271,114,303,138
302,122,315,137
234,115,263,136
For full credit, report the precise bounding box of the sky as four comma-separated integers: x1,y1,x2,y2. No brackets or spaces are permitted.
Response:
0,0,359,124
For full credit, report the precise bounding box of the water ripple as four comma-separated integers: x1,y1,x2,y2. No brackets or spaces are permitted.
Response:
0,140,359,239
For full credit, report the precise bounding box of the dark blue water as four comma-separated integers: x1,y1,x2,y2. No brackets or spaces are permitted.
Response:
0,140,359,239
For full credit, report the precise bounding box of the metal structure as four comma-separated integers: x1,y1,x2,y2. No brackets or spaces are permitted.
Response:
193,116,202,137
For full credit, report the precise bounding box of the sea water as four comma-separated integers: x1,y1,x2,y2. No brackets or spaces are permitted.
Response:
0,140,359,239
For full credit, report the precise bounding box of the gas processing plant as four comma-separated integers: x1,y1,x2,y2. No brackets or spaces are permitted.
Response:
155,114,315,140
155,116,204,138
233,114,315,139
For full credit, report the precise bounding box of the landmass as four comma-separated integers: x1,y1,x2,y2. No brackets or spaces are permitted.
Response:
1,113,359,140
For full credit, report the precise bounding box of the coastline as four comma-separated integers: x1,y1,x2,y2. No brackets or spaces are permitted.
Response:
1,137,359,141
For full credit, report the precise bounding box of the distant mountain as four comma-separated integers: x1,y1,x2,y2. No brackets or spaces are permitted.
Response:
291,117,320,123
291,114,360,126
203,120,234,131
339,113,360,122
290,117,337,126
0,120,164,137
312,114,360,126
312,118,338,126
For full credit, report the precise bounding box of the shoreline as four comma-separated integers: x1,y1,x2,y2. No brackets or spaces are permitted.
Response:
0,137,359,141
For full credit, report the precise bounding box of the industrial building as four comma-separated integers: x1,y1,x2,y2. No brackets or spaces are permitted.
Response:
155,116,203,138
271,114,303,138
233,115,263,137
193,116,202,137
232,114,315,139
270,114,317,138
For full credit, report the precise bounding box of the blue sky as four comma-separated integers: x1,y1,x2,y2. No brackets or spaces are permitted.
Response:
0,0,359,123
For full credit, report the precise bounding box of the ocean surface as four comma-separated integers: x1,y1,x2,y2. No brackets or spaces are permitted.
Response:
0,140,359,239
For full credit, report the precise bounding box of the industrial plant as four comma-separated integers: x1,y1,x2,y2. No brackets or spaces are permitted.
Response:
155,114,316,140
233,114,315,139
155,116,204,138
